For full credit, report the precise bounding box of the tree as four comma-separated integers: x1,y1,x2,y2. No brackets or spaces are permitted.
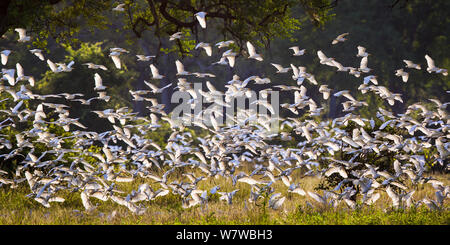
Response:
267,0,449,118
0,0,111,46
0,0,338,54
1,0,446,118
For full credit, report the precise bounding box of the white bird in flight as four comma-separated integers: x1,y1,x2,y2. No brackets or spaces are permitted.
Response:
29,49,45,61
56,60,75,72
395,68,409,82
403,60,421,70
268,193,286,210
317,50,334,64
332,33,349,45
109,51,122,69
331,60,351,72
81,191,95,211
319,85,331,100
15,28,31,42
1,50,11,65
363,75,378,85
357,46,369,57
136,55,155,62
195,12,207,29
425,54,448,76
144,81,172,94
215,40,234,49
212,56,228,66
2,68,15,86
222,49,237,67
246,41,263,61
94,73,107,91
289,46,305,56
47,59,60,73
110,47,129,53
150,64,165,79
195,42,212,56
16,63,25,80
83,63,108,70
334,90,356,102
271,63,291,73
359,56,371,73
288,184,306,196
175,60,191,76
112,3,126,12
169,32,183,41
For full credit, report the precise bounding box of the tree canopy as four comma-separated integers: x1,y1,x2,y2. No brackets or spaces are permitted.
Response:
0,0,340,54
0,0,447,120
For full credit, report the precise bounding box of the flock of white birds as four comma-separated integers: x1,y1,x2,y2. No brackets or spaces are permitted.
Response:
0,9,449,216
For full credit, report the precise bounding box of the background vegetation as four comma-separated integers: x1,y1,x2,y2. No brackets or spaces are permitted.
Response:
0,0,448,225
1,0,448,122
1,173,448,225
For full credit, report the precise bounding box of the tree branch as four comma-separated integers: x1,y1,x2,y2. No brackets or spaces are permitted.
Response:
258,3,289,27
318,0,339,9
390,0,409,9
147,0,160,34
156,0,196,28
131,16,156,38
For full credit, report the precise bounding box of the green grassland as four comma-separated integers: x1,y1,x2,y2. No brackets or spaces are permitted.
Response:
1,174,448,225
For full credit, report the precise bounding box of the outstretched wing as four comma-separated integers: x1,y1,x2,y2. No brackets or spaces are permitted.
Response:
226,55,235,67
111,55,121,69
360,56,368,69
203,46,212,56
206,81,217,92
424,54,435,69
175,60,185,73
337,32,349,39
357,46,366,54
271,63,283,72
94,73,102,87
246,41,256,56
317,50,327,61
15,28,26,39
195,12,207,28
47,59,58,72
16,63,24,77
150,64,161,78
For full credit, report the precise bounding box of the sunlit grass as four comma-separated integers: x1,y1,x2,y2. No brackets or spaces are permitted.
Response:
1,173,448,225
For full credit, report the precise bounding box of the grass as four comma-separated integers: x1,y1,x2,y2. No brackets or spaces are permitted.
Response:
0,172,448,225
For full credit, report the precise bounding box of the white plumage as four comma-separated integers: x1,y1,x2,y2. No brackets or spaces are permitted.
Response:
94,73,107,91
195,12,207,29
150,64,165,79
1,50,11,65
246,41,263,61
109,51,122,69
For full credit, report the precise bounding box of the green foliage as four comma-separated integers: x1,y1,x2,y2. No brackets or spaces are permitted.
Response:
4,0,112,49
290,205,449,225
268,0,449,117
2,0,337,55
2,0,446,122
1,184,448,224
